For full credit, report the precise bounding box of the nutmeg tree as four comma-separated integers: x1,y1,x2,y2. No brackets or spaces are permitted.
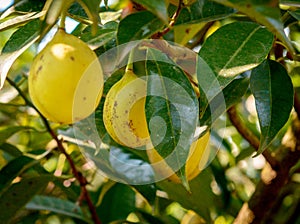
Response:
0,0,300,223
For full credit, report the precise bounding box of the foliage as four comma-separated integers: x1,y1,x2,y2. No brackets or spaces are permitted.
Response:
0,0,300,223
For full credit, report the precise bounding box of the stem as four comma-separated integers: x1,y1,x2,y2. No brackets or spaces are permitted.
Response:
227,105,277,168
151,0,183,39
6,77,101,224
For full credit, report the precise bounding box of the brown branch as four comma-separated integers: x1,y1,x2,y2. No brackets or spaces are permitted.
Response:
151,0,183,39
227,105,277,168
7,77,101,224
234,115,300,224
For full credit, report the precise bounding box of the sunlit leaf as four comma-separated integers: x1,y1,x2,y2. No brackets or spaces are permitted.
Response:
213,0,295,54
250,60,294,154
198,22,273,116
0,19,40,89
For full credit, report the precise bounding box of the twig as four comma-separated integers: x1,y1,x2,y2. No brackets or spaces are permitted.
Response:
227,105,277,168
6,77,101,224
151,0,183,39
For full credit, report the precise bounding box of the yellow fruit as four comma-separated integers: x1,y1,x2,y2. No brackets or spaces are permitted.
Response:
29,28,103,124
103,69,151,148
147,131,210,183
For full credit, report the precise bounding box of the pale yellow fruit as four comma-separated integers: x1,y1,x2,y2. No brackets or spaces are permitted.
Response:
147,131,210,183
29,28,103,124
181,210,205,224
103,69,151,148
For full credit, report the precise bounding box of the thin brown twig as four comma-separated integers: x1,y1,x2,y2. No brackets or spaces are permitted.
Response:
151,0,183,39
6,77,101,224
227,105,278,168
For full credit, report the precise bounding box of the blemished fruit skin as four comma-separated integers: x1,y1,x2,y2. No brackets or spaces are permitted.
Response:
29,28,103,124
103,69,151,148
147,131,210,183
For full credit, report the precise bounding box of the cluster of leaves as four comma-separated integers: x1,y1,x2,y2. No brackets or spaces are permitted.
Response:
0,0,300,223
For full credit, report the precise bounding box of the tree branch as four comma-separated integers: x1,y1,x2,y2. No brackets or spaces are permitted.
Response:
227,105,277,168
151,0,183,39
6,77,101,224
234,114,300,224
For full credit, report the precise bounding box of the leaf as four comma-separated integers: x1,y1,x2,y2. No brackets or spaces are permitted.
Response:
97,183,136,223
0,11,44,32
117,11,164,45
0,126,29,145
200,76,250,126
146,48,199,187
158,169,217,222
0,175,53,224
26,195,91,222
77,0,101,34
198,22,273,115
133,0,169,24
250,60,294,154
0,156,36,192
213,0,295,55
173,0,235,25
0,143,23,157
0,19,40,89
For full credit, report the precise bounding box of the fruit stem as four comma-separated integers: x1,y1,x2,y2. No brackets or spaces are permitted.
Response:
125,49,135,72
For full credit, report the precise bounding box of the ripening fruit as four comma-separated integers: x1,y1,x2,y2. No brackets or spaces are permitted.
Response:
147,131,210,183
103,69,151,148
29,28,103,124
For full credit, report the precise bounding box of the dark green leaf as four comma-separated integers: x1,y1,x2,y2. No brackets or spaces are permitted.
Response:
0,143,23,157
146,48,198,186
133,0,169,24
0,156,35,191
200,76,250,126
117,11,164,44
0,175,53,224
0,19,40,89
174,0,235,25
198,22,273,116
289,10,300,21
26,195,91,222
97,183,136,223
14,0,46,12
132,184,157,205
213,0,295,54
250,60,294,154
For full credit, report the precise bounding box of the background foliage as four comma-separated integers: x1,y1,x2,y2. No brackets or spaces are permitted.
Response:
1,0,300,223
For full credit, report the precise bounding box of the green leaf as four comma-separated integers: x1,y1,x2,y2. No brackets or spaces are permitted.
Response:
158,169,217,222
0,19,40,89
0,156,36,192
0,11,44,32
250,60,294,154
26,195,91,222
173,0,235,25
117,11,164,45
213,0,295,54
146,48,199,187
0,175,53,224
77,0,101,34
0,126,29,145
97,183,136,223
80,22,117,50
0,143,23,157
198,22,273,115
133,0,169,24
200,76,250,126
